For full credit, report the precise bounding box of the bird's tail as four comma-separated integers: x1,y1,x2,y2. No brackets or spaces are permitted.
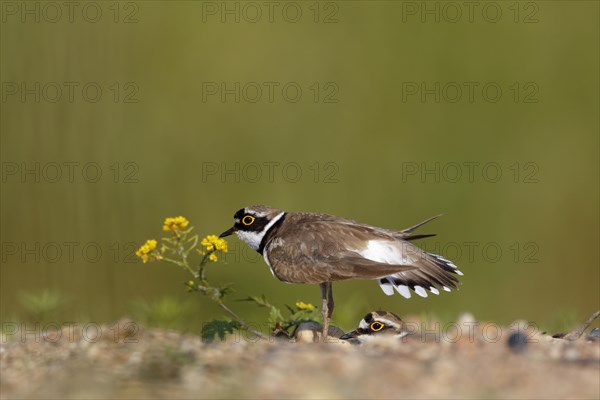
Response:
396,214,442,241
377,251,463,298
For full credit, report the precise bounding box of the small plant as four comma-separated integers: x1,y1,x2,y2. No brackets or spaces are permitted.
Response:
240,296,321,337
130,297,192,330
18,290,67,324
136,216,319,341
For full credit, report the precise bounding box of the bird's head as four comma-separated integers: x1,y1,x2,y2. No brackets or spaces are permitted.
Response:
220,205,285,251
340,310,407,343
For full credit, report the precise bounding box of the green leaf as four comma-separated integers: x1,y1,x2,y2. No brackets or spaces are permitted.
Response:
218,283,235,298
239,295,286,328
239,295,271,308
201,319,240,342
284,304,295,314
185,235,198,253
268,307,284,325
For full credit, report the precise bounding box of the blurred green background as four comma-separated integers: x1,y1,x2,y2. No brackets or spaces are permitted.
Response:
1,1,598,334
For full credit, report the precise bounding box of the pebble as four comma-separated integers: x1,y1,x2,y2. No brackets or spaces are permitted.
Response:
586,328,600,341
507,331,529,353
294,322,345,343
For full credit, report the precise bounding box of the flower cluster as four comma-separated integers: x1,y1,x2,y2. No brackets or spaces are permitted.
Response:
201,235,228,252
135,239,162,263
162,216,190,233
295,301,315,311
200,235,228,262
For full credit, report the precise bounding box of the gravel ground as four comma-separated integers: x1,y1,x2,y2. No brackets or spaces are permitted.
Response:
1,317,599,399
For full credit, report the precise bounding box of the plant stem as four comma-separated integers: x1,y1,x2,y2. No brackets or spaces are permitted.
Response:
162,256,199,278
214,298,267,340
564,310,600,341
163,233,267,340
195,283,267,339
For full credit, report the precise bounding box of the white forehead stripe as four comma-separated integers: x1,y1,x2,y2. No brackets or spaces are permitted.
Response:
357,316,402,333
376,318,401,330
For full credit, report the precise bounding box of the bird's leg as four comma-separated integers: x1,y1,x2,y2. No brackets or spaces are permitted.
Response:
320,282,335,342
326,283,334,320
325,283,336,342
319,282,330,341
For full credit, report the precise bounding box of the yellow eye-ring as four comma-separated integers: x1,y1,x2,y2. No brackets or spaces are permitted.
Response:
370,322,384,332
242,215,255,226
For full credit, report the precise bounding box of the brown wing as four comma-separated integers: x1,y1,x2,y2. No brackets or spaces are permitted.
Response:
264,214,422,284
263,212,463,295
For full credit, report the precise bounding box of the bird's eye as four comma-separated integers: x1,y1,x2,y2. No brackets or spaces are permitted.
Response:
370,322,384,332
242,215,255,226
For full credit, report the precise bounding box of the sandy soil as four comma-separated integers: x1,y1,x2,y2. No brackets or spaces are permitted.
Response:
1,317,599,399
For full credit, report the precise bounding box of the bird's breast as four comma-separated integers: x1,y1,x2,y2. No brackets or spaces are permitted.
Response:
262,239,331,284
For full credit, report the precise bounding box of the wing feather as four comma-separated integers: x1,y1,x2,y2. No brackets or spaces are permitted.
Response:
263,213,462,291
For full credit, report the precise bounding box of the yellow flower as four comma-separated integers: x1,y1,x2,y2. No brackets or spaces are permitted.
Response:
295,301,315,311
136,239,159,263
201,235,228,253
209,253,218,262
162,216,190,232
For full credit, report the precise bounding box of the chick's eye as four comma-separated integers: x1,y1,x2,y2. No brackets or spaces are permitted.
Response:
370,322,384,332
242,215,255,226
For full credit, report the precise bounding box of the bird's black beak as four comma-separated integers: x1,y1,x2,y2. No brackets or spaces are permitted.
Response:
219,226,236,238
340,330,362,345
340,330,358,340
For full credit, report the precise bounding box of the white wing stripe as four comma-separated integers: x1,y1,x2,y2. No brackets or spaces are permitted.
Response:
358,240,414,265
